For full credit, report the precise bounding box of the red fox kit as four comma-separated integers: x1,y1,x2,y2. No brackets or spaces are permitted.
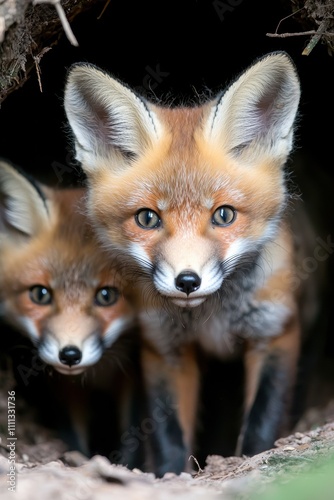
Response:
64,52,321,474
0,160,142,458
0,160,135,375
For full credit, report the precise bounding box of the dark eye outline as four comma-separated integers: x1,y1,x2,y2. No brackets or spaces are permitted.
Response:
135,208,161,229
95,287,119,307
212,205,236,226
29,285,52,305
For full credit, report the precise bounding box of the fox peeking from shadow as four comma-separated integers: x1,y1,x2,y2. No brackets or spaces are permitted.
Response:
64,52,323,476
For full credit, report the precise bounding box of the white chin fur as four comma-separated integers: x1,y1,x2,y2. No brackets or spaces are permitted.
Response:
53,365,86,376
171,297,207,308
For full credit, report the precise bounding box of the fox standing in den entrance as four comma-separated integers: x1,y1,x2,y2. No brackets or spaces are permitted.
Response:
64,52,322,476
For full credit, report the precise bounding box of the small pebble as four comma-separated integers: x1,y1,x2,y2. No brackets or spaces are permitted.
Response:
299,436,311,444
163,472,177,480
62,451,88,467
179,472,193,480
283,446,295,452
132,468,143,474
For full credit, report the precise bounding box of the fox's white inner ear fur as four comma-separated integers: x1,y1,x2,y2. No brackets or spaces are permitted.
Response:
0,161,49,237
204,52,301,163
64,64,162,171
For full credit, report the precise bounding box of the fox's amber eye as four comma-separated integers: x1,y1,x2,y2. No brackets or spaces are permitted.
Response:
212,205,236,226
29,285,52,305
135,208,161,229
95,287,119,307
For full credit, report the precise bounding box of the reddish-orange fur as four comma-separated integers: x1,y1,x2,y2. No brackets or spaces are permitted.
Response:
0,170,135,374
63,53,322,475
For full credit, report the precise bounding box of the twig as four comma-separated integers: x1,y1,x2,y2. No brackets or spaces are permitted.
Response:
266,6,333,56
189,455,204,474
273,6,305,35
302,21,329,56
33,0,79,47
0,16,5,43
97,0,112,20
33,47,52,92
267,30,319,38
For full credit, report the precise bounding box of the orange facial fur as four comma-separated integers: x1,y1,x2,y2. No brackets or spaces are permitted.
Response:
83,103,288,310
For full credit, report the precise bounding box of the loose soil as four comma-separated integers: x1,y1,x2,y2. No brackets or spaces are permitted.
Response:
1,360,334,499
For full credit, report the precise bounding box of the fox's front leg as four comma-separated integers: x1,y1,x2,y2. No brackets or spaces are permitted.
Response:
236,314,301,456
140,342,200,477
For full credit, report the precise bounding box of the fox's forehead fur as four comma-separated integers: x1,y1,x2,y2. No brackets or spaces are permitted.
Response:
64,53,299,233
90,102,286,225
1,187,121,296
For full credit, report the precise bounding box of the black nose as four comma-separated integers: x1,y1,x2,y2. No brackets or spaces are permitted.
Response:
59,345,82,366
175,271,201,295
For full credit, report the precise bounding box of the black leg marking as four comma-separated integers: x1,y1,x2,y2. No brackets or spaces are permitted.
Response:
241,353,290,456
145,381,186,477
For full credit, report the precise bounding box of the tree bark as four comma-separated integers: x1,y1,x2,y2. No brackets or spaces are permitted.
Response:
0,0,98,102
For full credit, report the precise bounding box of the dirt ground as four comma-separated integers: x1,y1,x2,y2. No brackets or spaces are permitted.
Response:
1,361,334,500
1,413,334,500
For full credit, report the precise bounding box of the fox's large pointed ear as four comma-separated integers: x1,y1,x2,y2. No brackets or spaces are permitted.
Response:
0,161,49,238
203,52,301,164
64,64,162,171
